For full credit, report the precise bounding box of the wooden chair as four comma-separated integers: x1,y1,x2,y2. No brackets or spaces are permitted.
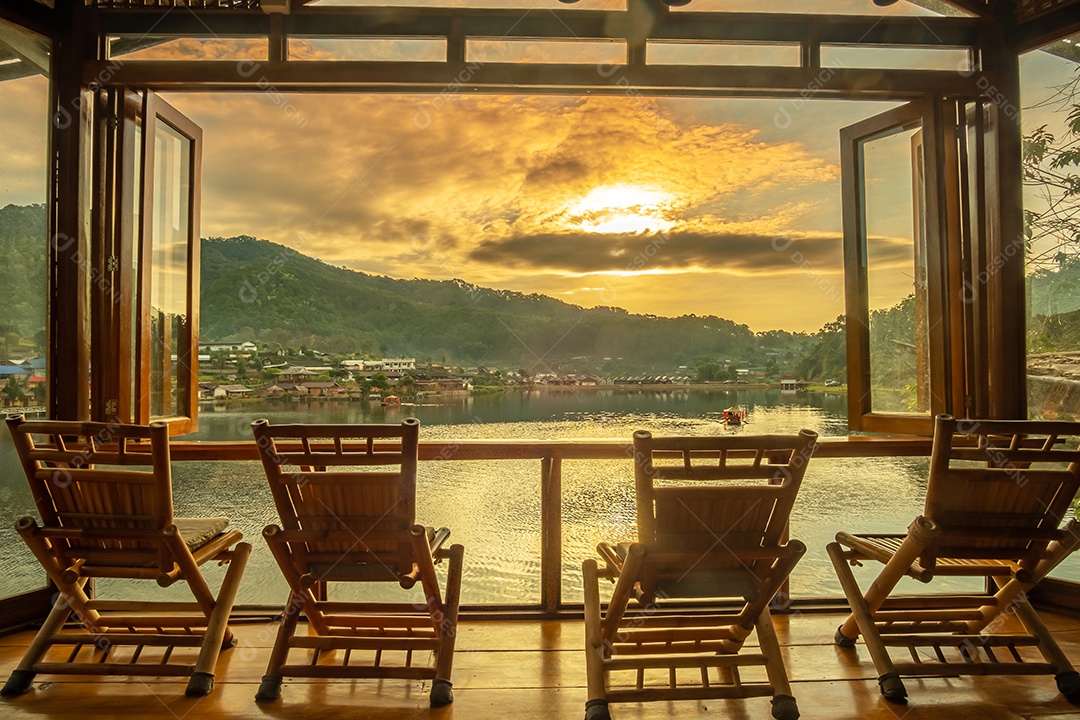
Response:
1,416,251,698
251,417,464,707
582,428,819,720
828,414,1080,704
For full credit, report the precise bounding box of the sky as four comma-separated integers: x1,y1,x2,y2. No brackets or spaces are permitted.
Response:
0,2,1077,334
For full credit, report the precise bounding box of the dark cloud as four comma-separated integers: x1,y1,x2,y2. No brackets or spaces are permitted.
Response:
469,231,910,275
524,157,590,189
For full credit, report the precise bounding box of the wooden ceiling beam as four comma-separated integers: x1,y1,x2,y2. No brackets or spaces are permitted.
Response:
95,8,980,48
0,1,57,40
0,19,51,75
1015,3,1080,52
84,58,980,98
932,0,997,19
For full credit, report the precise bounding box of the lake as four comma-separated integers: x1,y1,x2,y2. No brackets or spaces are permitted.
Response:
3,388,1064,605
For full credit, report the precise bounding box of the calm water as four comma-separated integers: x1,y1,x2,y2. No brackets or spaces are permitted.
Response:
3,388,1065,605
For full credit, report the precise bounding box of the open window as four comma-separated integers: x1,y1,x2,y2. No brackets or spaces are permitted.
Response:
841,99,965,434
92,90,201,433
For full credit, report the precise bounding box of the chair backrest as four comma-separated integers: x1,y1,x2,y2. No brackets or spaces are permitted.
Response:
7,415,175,568
632,428,818,594
251,418,421,581
924,414,1080,570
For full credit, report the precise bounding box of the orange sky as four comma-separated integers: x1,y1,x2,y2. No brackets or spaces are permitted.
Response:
0,3,1075,333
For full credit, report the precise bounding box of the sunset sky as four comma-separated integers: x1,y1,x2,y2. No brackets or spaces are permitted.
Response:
0,2,1076,333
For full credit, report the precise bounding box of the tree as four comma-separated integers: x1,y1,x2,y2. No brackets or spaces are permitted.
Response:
796,316,846,381
370,373,391,393
694,360,722,382
31,382,46,404
3,377,25,406
1024,66,1080,271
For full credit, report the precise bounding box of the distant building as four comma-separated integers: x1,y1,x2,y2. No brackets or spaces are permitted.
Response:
276,366,317,383
383,358,416,372
0,366,30,384
200,341,257,354
414,379,470,395
302,381,343,397
780,378,808,391
213,384,253,399
19,358,46,372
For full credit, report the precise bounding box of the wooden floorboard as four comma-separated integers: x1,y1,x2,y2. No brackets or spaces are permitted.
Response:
2,612,1080,719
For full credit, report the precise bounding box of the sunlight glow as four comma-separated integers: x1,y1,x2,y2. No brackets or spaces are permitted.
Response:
569,184,676,234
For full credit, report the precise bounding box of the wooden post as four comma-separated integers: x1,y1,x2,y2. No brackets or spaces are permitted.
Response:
540,455,562,615
983,8,1026,419
49,1,91,421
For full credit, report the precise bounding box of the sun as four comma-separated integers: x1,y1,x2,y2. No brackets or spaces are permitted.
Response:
568,184,675,234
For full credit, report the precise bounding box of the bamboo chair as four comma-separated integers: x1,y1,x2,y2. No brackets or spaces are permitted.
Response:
582,428,819,720
251,417,464,707
828,414,1080,704
1,416,251,698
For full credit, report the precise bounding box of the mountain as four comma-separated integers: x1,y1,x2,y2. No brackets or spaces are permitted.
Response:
200,235,762,367
0,203,48,343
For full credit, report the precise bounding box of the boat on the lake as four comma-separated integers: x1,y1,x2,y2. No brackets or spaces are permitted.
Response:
723,406,746,426
381,395,401,407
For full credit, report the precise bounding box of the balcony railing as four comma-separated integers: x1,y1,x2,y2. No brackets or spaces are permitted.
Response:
165,435,934,613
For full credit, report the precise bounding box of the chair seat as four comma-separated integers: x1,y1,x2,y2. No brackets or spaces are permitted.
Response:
175,516,230,551
842,532,1014,571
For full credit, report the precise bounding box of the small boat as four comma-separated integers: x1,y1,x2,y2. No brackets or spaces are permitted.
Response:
723,406,745,426
381,395,401,407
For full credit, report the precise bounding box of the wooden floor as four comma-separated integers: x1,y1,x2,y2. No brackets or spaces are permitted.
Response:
3,610,1080,720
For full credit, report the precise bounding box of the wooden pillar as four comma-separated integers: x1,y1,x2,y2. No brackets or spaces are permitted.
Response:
982,9,1026,420
48,2,91,421
540,455,562,615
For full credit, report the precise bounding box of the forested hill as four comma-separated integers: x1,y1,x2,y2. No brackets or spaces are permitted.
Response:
201,235,761,366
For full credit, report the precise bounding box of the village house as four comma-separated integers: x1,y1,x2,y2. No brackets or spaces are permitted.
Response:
301,381,343,397
213,384,254,400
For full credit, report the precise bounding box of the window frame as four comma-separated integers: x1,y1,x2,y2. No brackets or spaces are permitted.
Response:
841,98,965,434
133,91,202,435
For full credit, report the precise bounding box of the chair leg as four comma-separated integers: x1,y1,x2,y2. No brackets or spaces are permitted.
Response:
582,559,611,720
431,543,464,708
186,542,251,697
1007,594,1080,700
1,593,73,696
755,608,799,720
256,591,304,703
826,542,907,704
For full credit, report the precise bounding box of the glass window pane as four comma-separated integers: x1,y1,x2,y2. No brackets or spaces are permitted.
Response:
0,16,49,598
861,126,932,415
149,119,192,420
1022,37,1080,583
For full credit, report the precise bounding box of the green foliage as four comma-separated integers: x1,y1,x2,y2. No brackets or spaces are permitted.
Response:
3,377,25,405
796,316,846,381
694,360,723,381
0,204,47,342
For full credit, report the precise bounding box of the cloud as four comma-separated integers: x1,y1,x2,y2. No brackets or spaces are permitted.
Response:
469,230,911,276
163,92,840,257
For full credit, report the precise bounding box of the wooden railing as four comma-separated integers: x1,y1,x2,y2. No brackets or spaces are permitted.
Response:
166,435,935,613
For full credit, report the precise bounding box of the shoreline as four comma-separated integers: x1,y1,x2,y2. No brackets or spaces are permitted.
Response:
201,382,847,404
